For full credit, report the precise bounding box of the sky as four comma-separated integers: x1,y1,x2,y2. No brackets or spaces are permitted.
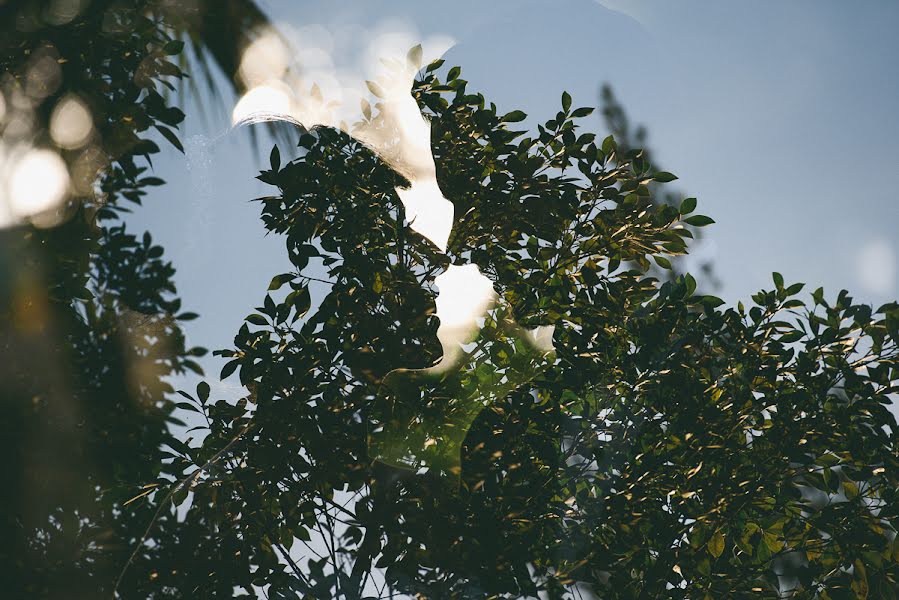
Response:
128,0,899,395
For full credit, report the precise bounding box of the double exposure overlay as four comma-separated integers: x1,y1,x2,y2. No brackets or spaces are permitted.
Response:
2,1,898,599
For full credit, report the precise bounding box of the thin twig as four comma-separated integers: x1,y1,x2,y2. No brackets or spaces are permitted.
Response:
112,422,255,597
273,539,312,589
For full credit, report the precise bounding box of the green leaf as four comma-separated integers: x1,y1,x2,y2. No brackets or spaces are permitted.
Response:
843,480,860,500
502,110,527,123
785,282,805,295
270,145,281,171
779,330,804,343
155,125,184,153
425,58,445,72
571,106,594,118
653,255,672,270
679,197,697,214
196,381,210,404
562,91,572,113
852,559,869,599
756,536,771,562
220,360,239,380
763,531,783,553
246,313,269,326
268,273,293,291
447,66,461,81
684,215,715,227
290,287,312,320
684,274,697,297
172,484,189,507
601,135,616,154
160,106,185,126
163,40,184,55
811,286,826,305
708,531,725,558
702,295,725,308
772,272,784,290
652,171,678,183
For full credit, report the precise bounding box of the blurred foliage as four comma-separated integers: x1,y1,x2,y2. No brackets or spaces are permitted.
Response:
1,4,898,600
0,0,257,597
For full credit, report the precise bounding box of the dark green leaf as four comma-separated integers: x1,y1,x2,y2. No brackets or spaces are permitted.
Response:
155,125,184,153
571,106,594,118
684,215,715,227
679,197,697,214
268,273,293,291
270,145,281,172
246,313,269,326
652,171,678,183
163,40,184,55
502,110,527,123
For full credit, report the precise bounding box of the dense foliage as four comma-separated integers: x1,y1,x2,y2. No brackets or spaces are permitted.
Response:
2,4,898,599
161,60,899,598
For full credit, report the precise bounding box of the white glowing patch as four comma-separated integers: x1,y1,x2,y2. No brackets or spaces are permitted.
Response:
238,29,290,88
4,148,70,221
232,83,295,126
231,22,458,251
26,54,62,100
50,94,93,149
857,238,896,295
526,325,556,353
433,264,496,359
435,264,496,329
396,179,454,252
45,0,89,25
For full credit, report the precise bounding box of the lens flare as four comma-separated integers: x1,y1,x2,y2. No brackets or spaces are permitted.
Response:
857,238,896,295
8,148,70,219
232,82,295,126
25,54,62,100
45,0,89,25
238,29,290,88
50,94,93,149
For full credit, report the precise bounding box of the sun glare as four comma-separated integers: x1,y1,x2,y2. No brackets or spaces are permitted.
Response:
6,148,70,222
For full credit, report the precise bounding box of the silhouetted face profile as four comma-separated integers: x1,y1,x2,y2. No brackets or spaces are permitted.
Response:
236,40,562,478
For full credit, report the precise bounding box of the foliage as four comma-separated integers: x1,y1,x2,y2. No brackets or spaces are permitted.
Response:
2,4,898,598
599,83,720,289
145,61,899,599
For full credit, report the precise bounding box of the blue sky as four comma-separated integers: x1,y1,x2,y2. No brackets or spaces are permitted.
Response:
130,0,899,390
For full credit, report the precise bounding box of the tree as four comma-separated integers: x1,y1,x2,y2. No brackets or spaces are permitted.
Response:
3,4,898,598
148,60,899,599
